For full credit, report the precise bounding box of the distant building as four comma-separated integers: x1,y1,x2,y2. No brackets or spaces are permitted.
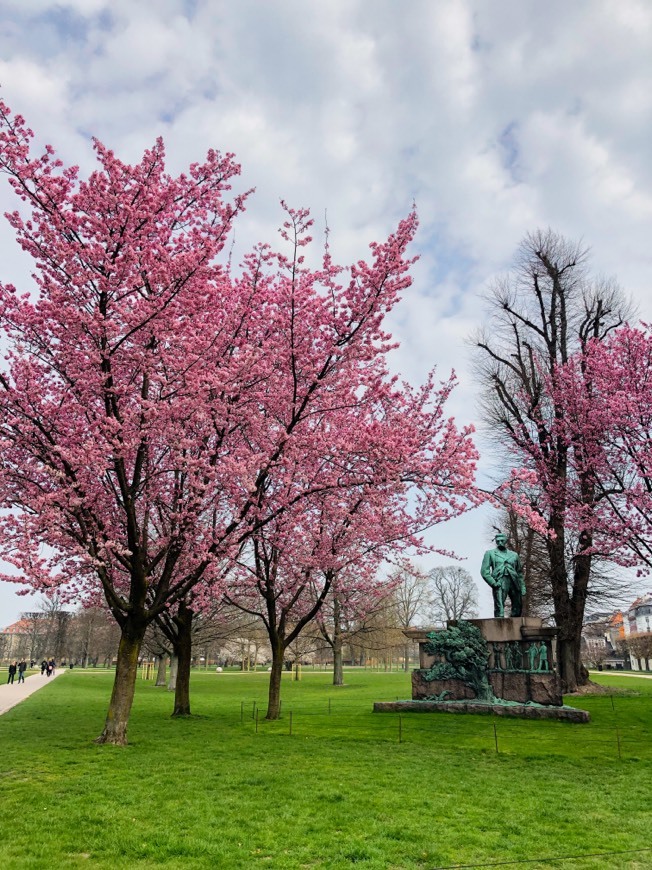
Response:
624,593,652,672
0,617,33,661
607,611,625,647
1,610,73,664
582,613,615,668
624,593,652,635
581,609,630,670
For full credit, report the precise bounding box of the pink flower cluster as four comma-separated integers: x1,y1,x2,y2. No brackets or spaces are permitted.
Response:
0,98,481,628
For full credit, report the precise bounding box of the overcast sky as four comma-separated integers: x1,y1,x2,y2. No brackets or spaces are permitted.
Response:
1,0,651,626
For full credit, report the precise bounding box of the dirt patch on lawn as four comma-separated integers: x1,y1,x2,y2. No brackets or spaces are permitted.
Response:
566,680,638,696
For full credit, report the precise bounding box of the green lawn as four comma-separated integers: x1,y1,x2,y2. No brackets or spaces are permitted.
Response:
0,668,650,869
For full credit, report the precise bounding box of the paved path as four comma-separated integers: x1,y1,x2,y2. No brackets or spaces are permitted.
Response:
590,670,652,680
0,669,66,716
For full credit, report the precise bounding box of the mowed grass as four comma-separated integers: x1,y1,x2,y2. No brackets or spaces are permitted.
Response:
0,668,651,869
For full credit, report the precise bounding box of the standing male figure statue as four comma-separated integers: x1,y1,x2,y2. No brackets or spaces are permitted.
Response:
480,533,526,618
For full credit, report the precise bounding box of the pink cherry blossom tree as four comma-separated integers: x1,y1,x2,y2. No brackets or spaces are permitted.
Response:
0,100,479,742
554,325,652,571
214,206,480,719
225,491,401,720
0,99,266,742
199,198,479,715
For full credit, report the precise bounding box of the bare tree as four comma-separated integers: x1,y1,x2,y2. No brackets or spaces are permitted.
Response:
315,590,348,685
142,621,172,686
388,563,432,670
36,596,73,662
473,229,634,691
347,601,406,670
427,566,479,622
581,617,612,669
315,581,392,685
153,600,260,715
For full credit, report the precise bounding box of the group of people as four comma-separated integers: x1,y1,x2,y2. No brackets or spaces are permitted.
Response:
4,658,58,684
40,659,56,677
6,660,27,684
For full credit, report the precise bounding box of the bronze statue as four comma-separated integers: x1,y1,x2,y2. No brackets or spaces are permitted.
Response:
480,533,526,618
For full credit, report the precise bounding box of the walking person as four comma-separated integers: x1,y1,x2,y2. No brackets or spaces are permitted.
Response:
45,660,52,677
7,662,17,684
40,660,47,675
17,660,26,684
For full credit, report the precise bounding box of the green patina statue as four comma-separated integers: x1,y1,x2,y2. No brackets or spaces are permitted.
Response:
538,642,550,672
423,621,494,702
480,533,526,618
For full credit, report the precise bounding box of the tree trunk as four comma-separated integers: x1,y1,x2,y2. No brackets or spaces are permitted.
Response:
547,516,578,693
83,622,93,669
155,654,167,686
168,655,178,692
522,526,535,618
172,602,193,717
558,636,577,691
558,587,590,692
549,514,592,693
266,644,284,720
333,638,344,686
95,617,146,745
331,596,344,686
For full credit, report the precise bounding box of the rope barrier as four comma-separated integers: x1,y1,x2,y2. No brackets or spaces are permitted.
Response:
234,701,652,761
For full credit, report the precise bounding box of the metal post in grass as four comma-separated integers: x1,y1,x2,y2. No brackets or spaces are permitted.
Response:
398,715,403,744
289,710,293,736
256,707,259,733
240,701,244,724
610,695,615,712
328,698,331,715
616,727,622,760
493,721,499,754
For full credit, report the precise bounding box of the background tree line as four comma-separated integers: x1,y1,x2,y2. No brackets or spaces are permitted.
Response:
1,563,478,683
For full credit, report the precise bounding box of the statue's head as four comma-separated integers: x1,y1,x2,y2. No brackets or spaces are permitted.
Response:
494,533,508,549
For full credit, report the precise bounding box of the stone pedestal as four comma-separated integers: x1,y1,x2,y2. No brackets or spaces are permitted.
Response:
376,618,588,721
405,617,563,707
373,699,589,723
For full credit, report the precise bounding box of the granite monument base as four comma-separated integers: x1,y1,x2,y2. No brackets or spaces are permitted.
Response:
373,699,589,723
375,617,590,722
